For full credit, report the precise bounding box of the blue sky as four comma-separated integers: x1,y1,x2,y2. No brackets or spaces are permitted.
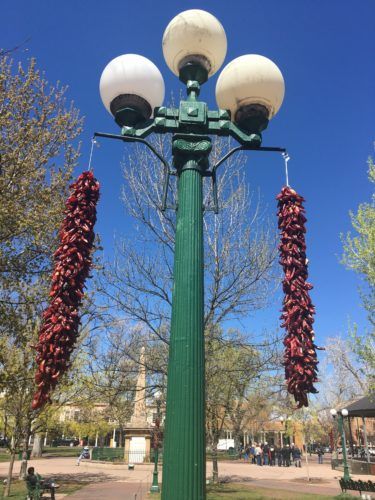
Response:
2,0,374,349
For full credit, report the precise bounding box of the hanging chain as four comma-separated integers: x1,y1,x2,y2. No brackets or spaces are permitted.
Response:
282,151,291,187
88,137,99,171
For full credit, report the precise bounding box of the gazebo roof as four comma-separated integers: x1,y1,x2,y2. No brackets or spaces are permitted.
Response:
345,395,375,418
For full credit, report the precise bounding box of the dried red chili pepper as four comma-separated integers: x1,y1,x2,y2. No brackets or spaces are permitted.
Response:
276,186,320,408
32,171,100,410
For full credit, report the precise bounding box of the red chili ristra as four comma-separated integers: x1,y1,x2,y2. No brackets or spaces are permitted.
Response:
32,171,100,410
276,186,321,408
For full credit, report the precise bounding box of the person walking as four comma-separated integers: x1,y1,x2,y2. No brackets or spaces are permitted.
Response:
250,444,255,464
282,444,291,466
270,446,276,466
263,442,270,466
255,443,262,466
277,446,283,466
317,446,324,464
292,444,302,467
77,446,90,465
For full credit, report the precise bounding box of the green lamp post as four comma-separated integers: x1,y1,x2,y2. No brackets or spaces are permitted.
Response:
98,9,286,500
150,391,162,494
331,408,350,481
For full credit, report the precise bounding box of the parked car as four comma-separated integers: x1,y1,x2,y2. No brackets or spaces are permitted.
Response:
0,437,8,447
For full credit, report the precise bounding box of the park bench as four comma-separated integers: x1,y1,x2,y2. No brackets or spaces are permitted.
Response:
26,479,58,499
339,478,375,496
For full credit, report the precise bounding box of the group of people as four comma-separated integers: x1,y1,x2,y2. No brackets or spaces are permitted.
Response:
241,442,302,467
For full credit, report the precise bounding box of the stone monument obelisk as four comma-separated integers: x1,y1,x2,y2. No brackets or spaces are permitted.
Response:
124,346,151,463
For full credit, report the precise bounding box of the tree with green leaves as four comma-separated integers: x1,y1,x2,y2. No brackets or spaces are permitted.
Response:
86,327,139,447
341,157,375,389
205,330,281,482
0,54,83,497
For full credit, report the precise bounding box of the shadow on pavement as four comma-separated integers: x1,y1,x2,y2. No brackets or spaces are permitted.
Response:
41,472,123,483
290,477,330,484
219,475,255,483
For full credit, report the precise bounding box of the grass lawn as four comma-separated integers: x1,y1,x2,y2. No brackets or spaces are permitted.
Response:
0,448,12,462
42,446,81,457
149,483,357,499
0,480,358,499
0,479,83,498
0,445,80,463
208,483,357,499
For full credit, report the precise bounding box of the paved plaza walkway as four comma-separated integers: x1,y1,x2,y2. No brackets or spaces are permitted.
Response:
0,455,372,498
67,480,151,499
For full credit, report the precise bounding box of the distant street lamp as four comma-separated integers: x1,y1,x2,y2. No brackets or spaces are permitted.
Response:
97,9,285,499
150,391,162,494
330,408,350,481
329,408,339,460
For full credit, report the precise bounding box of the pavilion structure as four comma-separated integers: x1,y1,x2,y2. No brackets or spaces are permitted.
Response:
345,395,375,464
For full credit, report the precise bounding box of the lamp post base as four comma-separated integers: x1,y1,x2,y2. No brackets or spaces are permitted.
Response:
150,471,160,493
343,467,351,482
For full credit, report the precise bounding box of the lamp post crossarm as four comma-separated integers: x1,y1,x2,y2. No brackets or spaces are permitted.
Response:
106,88,287,214
116,87,284,149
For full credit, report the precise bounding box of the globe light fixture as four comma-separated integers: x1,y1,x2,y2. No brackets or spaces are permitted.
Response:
216,54,285,133
99,54,165,127
162,9,227,83
341,408,349,417
330,408,337,417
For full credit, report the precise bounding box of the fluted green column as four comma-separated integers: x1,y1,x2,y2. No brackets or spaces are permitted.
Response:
162,136,211,500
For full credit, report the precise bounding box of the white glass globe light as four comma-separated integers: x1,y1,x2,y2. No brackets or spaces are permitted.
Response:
216,54,285,122
341,409,349,417
162,9,227,78
330,408,337,417
99,54,165,119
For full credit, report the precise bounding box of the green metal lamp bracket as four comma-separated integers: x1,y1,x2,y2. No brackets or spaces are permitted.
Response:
96,78,286,214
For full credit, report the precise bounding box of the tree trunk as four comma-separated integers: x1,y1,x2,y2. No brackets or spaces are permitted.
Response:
212,444,219,483
233,431,241,451
4,450,16,497
31,433,43,458
232,417,242,451
19,432,30,480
